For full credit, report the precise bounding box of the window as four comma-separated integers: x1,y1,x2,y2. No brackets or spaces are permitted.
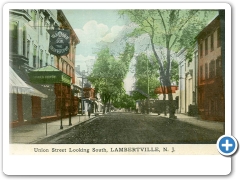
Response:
66,65,68,75
27,40,30,59
205,38,208,55
217,28,221,47
40,18,43,35
205,63,208,79
23,27,26,56
9,21,18,54
40,50,43,68
200,66,203,81
209,60,216,79
46,53,49,66
211,34,214,51
32,10,37,29
62,61,64,72
45,23,49,40
216,57,222,76
200,43,203,57
33,45,37,67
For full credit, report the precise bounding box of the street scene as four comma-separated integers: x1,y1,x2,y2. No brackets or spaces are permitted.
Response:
34,112,224,144
9,9,225,145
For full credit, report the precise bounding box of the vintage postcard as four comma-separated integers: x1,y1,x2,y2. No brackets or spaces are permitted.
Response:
3,2,235,176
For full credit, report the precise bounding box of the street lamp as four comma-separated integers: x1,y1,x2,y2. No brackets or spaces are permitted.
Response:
81,77,84,115
69,84,73,126
60,82,63,129
146,58,150,114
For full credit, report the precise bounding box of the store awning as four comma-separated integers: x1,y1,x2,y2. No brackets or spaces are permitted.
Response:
9,66,31,94
154,86,178,94
9,66,47,98
28,65,71,85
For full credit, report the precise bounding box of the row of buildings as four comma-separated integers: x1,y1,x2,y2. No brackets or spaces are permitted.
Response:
133,13,225,122
9,9,97,127
177,13,225,121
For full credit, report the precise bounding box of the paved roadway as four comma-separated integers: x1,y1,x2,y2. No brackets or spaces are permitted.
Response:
36,112,224,144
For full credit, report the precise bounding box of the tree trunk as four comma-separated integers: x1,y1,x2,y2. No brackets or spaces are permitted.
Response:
103,105,106,114
166,35,176,119
165,78,176,119
163,88,167,116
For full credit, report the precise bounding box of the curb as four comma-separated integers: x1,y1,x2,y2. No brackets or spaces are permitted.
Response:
30,116,98,144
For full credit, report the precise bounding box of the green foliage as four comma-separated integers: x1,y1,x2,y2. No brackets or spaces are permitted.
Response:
132,53,160,100
120,9,217,117
88,44,134,105
112,93,135,109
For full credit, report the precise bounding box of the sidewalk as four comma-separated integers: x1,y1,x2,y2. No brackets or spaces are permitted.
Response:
157,113,224,133
10,114,99,144
10,112,224,144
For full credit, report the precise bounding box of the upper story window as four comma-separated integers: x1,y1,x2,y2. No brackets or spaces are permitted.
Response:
205,37,208,55
23,27,26,56
205,63,208,80
216,57,222,76
210,34,214,51
209,60,216,79
33,45,37,67
27,40,30,59
45,22,49,40
46,53,49,66
200,43,203,58
32,10,37,29
40,49,43,68
40,17,43,35
200,66,203,81
9,21,18,54
217,28,221,48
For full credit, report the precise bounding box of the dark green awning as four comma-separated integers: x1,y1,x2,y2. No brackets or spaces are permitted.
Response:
28,65,71,85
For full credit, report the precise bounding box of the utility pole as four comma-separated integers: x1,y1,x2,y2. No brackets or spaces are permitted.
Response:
147,58,150,114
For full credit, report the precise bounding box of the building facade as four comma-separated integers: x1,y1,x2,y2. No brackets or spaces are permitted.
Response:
9,9,80,126
177,46,198,116
196,15,224,121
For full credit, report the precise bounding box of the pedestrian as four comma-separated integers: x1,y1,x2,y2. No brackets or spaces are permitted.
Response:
87,105,91,118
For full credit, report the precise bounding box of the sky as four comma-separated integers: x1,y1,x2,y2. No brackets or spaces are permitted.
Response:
62,9,218,93
63,10,137,92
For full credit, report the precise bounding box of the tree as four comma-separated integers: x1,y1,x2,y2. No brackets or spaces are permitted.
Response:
132,53,160,100
88,44,134,113
119,10,217,118
112,93,135,111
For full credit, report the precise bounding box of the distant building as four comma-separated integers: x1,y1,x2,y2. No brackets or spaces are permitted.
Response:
196,15,224,121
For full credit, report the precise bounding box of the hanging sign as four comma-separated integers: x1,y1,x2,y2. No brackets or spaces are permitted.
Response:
48,30,70,56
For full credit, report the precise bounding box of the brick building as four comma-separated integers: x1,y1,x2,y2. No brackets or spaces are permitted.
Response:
196,15,225,121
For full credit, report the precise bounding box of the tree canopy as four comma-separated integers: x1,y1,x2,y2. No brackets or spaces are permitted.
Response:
119,9,217,118
88,43,134,112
